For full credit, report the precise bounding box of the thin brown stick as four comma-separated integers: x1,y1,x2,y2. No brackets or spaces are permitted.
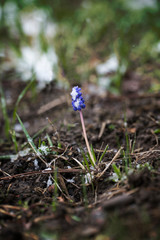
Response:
37,96,66,114
0,168,85,181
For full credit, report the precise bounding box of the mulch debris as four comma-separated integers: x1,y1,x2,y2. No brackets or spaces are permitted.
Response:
0,78,160,240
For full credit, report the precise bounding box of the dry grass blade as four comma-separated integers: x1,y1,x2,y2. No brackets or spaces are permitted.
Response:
24,233,39,240
97,147,122,179
33,214,56,223
0,205,24,210
37,95,66,114
72,157,86,170
0,208,16,217
58,173,71,200
98,121,107,139
0,168,11,177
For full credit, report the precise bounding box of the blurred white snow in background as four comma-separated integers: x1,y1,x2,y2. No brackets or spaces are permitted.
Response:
0,6,58,89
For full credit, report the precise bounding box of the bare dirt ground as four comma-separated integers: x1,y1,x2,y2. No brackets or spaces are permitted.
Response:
0,72,160,240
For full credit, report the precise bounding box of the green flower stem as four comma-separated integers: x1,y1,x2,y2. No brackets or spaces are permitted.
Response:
79,110,96,166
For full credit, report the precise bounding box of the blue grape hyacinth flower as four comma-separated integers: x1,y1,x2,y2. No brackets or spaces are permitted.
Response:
71,86,86,111
70,86,95,166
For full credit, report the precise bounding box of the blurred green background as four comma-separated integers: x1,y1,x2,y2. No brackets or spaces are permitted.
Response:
1,0,160,93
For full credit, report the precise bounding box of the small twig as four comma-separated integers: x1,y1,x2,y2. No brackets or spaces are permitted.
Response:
97,147,122,179
150,129,159,146
49,145,69,166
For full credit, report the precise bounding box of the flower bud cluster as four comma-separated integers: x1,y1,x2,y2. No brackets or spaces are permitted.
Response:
70,86,85,111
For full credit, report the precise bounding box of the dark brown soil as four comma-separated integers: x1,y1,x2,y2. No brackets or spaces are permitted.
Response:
0,74,160,240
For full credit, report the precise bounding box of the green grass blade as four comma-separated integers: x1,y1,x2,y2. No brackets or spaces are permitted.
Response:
32,124,50,140
21,124,50,149
46,134,53,147
16,113,39,154
154,129,160,134
0,155,16,160
87,153,95,167
13,76,35,124
0,85,10,139
81,150,90,171
16,113,47,166
98,145,109,163
112,163,121,179
131,134,136,154
10,130,18,152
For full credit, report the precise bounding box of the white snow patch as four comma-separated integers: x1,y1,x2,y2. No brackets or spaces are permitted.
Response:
84,172,94,184
38,145,49,155
90,166,95,171
10,154,18,162
19,148,30,157
34,159,39,170
21,10,46,37
124,121,128,128
98,76,111,88
14,122,29,132
96,55,119,75
47,176,53,188
66,177,75,183
44,167,52,171
34,54,55,88
10,148,30,162
77,148,81,153
110,172,119,182
16,46,58,89
67,166,72,169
